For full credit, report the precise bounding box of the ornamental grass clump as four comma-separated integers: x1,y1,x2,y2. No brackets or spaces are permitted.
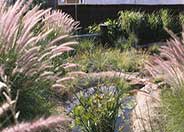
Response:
146,29,184,132
0,0,79,131
72,44,147,73
146,29,184,89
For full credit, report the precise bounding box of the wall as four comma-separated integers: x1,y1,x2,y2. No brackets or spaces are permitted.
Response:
47,0,57,8
64,0,79,3
83,0,184,5
57,4,184,28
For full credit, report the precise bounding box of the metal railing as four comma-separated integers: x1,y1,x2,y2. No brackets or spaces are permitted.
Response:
71,33,100,39
71,24,107,45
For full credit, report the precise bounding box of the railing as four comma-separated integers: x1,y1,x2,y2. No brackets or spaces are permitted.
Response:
71,24,107,42
71,33,100,39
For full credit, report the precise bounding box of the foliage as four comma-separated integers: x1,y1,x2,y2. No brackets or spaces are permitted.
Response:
161,87,184,132
16,81,53,120
119,11,144,34
179,12,184,25
103,19,123,46
119,11,148,44
160,9,172,28
87,10,183,47
115,32,138,50
146,12,165,42
160,9,181,34
76,39,96,53
119,10,182,44
88,19,127,48
148,44,160,55
88,24,101,34
70,41,147,72
72,78,131,132
146,30,184,132
0,0,78,131
146,31,184,89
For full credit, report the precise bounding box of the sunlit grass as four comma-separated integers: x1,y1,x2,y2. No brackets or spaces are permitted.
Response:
69,41,148,73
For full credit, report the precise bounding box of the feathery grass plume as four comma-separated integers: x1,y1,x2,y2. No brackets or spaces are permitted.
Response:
0,101,15,117
0,0,79,90
0,71,19,124
2,115,71,132
146,29,184,132
146,29,184,90
0,80,15,118
0,0,80,128
44,10,80,35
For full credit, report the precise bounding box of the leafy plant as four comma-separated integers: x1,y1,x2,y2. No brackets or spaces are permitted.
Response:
119,10,182,44
88,19,124,47
103,19,123,46
119,11,157,44
160,9,181,34
88,24,100,34
72,78,131,132
119,11,144,34
146,12,166,42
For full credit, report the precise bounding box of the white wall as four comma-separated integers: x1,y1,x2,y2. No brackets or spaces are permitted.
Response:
83,0,184,4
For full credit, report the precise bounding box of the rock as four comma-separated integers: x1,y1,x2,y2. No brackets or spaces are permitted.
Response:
131,85,161,132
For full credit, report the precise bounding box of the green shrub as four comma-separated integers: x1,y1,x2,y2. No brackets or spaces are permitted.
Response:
119,10,182,44
103,19,123,46
160,9,172,28
119,11,154,44
146,13,165,42
119,11,144,34
88,10,182,47
72,78,131,132
88,19,125,47
160,9,182,34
